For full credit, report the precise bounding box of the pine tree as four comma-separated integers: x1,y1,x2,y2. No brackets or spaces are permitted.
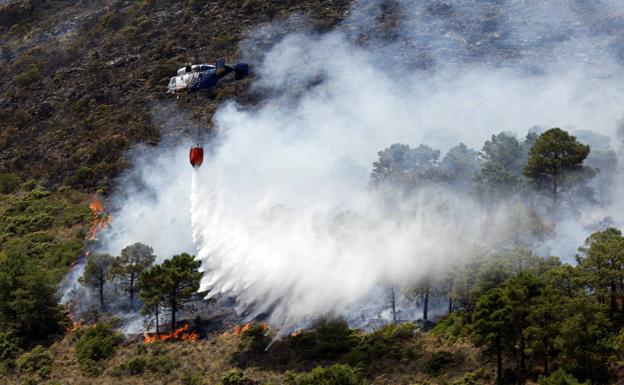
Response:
80,253,113,310
139,253,202,332
111,243,155,307
576,227,624,322
472,288,513,384
524,128,594,211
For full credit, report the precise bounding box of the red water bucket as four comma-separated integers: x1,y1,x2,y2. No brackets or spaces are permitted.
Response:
189,146,204,167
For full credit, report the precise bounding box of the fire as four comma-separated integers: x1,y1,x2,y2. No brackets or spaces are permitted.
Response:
65,322,98,333
86,194,112,240
143,324,199,344
221,322,268,337
65,321,82,333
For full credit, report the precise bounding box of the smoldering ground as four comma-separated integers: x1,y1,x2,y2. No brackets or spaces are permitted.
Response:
79,0,624,330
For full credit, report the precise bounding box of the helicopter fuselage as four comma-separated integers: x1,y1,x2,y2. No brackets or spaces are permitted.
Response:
167,61,247,94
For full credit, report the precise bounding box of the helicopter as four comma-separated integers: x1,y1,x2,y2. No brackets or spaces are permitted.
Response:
168,50,250,168
167,58,249,96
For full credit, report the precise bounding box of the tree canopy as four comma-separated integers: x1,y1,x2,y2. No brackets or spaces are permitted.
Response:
139,253,202,332
111,242,155,306
523,128,594,210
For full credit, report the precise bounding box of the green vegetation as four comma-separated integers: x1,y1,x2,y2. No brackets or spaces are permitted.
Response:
297,364,365,385
114,343,178,376
524,128,594,210
15,345,52,378
111,242,156,306
79,252,113,310
75,323,123,375
0,173,20,194
0,329,21,373
538,369,589,385
0,250,67,346
290,318,359,360
344,323,415,365
220,369,256,385
238,323,271,355
139,253,202,332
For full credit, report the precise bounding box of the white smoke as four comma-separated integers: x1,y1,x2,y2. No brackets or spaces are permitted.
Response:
99,142,196,259
99,0,624,328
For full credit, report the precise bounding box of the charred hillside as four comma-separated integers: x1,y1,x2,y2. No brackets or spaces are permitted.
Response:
0,0,349,188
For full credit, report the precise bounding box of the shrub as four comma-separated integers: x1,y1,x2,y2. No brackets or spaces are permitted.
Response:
0,173,19,193
15,65,42,88
75,323,122,374
28,188,51,199
16,346,53,378
123,356,147,375
220,369,255,385
115,343,177,376
143,349,177,375
65,166,96,188
431,312,469,342
3,213,53,235
344,323,415,365
450,369,489,385
182,370,205,385
4,215,30,234
239,323,269,355
283,370,297,385
290,318,358,360
297,364,366,385
28,212,54,230
43,239,84,269
538,369,589,385
423,351,452,374
0,330,21,372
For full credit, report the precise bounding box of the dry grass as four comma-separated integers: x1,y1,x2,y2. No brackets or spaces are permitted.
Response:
2,329,489,385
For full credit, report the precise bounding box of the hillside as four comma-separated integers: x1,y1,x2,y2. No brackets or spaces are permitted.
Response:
0,0,349,186
3,1,624,385
3,322,487,385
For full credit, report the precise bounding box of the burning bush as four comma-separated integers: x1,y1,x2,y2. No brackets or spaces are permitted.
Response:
238,323,270,355
143,323,199,344
75,323,123,375
230,323,270,366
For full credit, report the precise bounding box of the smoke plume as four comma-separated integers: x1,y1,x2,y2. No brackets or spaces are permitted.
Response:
100,0,624,328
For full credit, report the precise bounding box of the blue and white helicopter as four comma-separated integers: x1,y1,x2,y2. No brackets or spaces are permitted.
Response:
167,58,249,95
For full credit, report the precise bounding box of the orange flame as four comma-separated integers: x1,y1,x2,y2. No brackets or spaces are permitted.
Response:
143,324,199,344
221,322,268,337
65,321,82,333
86,195,112,240
65,321,97,333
